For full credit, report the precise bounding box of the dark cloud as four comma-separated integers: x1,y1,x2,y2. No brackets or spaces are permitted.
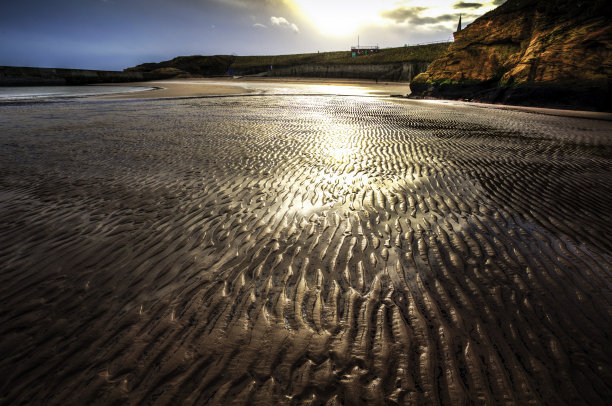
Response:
410,14,458,25
381,7,459,25
492,0,507,5
453,2,483,9
380,7,427,23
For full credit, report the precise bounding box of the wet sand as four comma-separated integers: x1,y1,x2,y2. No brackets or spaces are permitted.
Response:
97,79,251,99
97,77,413,100
1,85,611,405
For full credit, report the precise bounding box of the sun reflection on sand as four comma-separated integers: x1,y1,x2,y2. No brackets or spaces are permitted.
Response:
302,84,373,96
327,147,354,163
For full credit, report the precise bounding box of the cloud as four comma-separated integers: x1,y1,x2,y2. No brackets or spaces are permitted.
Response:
410,14,457,25
492,0,507,5
453,2,483,9
253,23,268,29
380,7,427,23
381,7,458,25
270,16,299,33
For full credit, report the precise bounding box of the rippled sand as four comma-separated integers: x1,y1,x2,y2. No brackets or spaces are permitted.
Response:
1,90,611,405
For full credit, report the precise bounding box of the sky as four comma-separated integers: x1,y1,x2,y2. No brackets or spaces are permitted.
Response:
0,0,506,70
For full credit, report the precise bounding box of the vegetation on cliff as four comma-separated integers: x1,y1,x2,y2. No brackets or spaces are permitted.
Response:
126,43,450,78
411,0,612,110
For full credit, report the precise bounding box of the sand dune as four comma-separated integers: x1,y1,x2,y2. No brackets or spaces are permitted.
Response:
0,91,611,405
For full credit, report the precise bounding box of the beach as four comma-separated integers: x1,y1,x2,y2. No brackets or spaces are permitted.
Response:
94,77,414,99
1,80,611,405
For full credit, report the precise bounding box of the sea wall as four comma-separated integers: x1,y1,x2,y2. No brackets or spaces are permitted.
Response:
265,62,430,81
0,66,175,86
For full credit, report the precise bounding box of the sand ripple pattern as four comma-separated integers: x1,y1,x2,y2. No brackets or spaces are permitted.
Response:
1,96,611,405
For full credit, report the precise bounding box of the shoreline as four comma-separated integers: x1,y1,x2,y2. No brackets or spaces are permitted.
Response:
4,77,609,121
96,78,612,121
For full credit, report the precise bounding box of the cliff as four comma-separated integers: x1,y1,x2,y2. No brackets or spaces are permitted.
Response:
0,66,177,86
410,0,612,111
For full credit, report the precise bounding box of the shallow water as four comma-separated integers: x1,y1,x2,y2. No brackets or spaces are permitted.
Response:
0,92,611,405
0,85,155,101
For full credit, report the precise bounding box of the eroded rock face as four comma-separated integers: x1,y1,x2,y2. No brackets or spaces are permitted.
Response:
411,0,612,110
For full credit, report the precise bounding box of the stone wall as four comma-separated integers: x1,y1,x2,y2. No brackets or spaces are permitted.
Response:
265,62,431,82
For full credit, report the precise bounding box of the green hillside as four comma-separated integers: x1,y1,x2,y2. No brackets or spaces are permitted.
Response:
127,43,451,76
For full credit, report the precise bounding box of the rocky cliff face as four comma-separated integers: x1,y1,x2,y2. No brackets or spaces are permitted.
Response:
410,0,612,111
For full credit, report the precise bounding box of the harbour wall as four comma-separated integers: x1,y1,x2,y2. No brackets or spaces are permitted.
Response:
255,62,431,82
0,66,175,86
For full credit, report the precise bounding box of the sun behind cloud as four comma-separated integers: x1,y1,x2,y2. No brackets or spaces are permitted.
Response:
288,0,395,36
288,0,501,36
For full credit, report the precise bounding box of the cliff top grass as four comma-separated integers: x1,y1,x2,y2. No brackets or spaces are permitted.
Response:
230,43,451,69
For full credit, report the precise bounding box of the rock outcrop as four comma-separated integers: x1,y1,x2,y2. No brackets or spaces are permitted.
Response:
410,0,612,111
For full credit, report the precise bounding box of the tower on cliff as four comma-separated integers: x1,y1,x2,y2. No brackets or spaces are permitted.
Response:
456,14,462,32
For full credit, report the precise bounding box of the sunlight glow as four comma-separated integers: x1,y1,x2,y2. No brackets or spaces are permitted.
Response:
289,0,396,36
289,1,501,36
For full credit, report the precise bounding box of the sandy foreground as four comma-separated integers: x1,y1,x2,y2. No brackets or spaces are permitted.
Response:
1,81,611,405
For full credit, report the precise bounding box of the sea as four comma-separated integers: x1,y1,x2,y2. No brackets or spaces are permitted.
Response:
0,85,154,101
